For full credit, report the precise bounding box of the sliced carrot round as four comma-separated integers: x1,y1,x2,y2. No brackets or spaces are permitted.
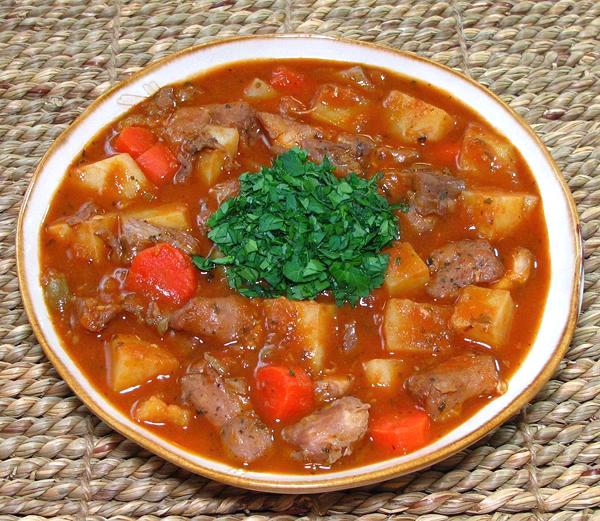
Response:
370,409,431,454
125,243,197,305
253,365,314,425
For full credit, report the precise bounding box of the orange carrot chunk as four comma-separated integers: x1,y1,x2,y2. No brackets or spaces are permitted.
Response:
136,143,180,187
253,365,315,425
370,410,431,454
113,126,157,158
125,243,197,305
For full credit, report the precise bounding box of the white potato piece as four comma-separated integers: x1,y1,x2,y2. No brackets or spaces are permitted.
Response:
458,123,517,174
196,149,227,187
451,286,514,348
363,359,404,388
203,125,239,158
383,90,454,143
383,299,452,353
124,202,190,230
492,247,535,290
77,153,150,199
134,395,190,427
109,334,178,392
310,84,368,131
461,189,538,239
244,78,277,100
264,298,337,372
384,242,430,296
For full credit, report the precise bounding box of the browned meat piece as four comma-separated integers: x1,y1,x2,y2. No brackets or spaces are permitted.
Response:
75,297,121,332
181,364,242,427
378,169,412,203
336,133,375,162
302,138,363,174
120,217,200,259
197,198,212,233
64,202,100,226
427,239,504,299
401,198,438,234
209,178,240,205
220,413,273,463
412,168,465,216
166,106,211,143
207,102,261,140
314,375,353,402
169,296,256,344
279,96,306,117
182,364,273,463
282,396,369,465
258,112,323,149
406,352,502,421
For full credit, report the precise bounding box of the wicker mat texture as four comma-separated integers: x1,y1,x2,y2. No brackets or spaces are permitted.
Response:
0,0,599,519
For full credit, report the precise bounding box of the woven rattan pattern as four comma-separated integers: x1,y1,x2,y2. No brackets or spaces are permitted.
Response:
1,1,599,520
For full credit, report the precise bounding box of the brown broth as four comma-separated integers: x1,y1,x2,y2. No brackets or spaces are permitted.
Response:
40,59,550,474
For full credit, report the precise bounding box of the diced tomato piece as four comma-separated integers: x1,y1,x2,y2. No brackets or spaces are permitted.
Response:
125,243,197,305
136,143,180,186
269,66,310,95
369,410,431,454
425,141,461,167
113,126,157,158
253,365,314,424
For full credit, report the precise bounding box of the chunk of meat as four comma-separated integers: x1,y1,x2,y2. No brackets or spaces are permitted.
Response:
74,297,121,332
406,352,502,421
220,413,273,463
401,204,438,234
208,178,240,205
120,217,200,259
302,138,363,174
207,102,261,140
64,202,100,226
169,296,256,344
166,106,211,143
412,168,465,216
378,169,411,203
336,133,375,162
181,364,242,427
282,396,369,465
426,239,505,299
314,375,353,402
258,112,322,149
182,364,273,462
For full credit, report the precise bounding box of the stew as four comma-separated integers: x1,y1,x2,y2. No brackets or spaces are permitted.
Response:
40,59,550,473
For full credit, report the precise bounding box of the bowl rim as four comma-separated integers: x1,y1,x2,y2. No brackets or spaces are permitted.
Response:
16,33,582,493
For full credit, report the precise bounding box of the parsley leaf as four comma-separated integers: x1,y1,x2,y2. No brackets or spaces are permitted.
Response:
192,148,399,305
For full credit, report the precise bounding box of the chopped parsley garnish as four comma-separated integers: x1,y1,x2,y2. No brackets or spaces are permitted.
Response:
192,148,399,305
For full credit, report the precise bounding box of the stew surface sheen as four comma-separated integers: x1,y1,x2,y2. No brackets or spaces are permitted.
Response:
40,59,550,474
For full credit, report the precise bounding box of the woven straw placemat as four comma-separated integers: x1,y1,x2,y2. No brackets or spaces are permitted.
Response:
1,1,599,520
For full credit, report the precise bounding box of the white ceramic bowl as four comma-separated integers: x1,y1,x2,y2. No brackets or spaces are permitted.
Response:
17,35,582,493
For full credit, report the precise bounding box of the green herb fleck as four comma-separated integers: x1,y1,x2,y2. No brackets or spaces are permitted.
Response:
192,148,399,305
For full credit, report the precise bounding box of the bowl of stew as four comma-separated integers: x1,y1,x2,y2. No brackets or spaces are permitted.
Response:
18,35,582,492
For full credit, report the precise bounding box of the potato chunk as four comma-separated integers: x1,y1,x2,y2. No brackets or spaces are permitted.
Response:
461,189,538,240
383,299,452,353
124,203,190,230
244,78,277,100
451,286,514,347
458,123,516,174
310,84,368,131
384,242,430,295
195,148,227,187
109,334,178,392
363,359,404,388
383,90,454,143
77,153,150,199
265,299,336,372
134,395,190,427
204,125,239,158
